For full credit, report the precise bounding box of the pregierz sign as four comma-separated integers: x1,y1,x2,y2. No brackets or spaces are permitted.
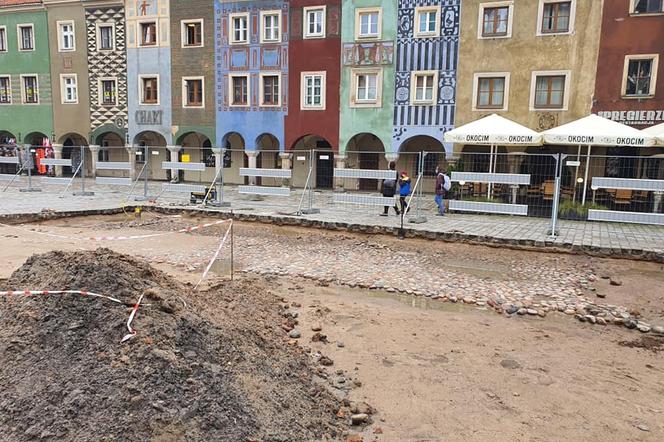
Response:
597,110,664,126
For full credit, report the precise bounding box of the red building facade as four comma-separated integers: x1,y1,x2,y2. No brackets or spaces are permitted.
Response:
592,0,664,128
285,0,342,151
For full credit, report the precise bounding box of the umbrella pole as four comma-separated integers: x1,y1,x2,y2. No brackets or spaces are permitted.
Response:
581,145,591,205
573,144,581,203
488,144,494,199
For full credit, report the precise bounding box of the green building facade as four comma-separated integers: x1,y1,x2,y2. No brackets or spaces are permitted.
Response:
0,2,53,146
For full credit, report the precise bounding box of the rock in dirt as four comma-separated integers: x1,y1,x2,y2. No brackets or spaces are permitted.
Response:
610,279,623,286
500,359,521,370
288,329,302,339
351,413,369,425
0,249,348,442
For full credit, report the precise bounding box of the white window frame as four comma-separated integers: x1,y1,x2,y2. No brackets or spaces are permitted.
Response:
60,74,78,104
98,77,118,106
410,70,439,105
536,0,576,36
414,6,441,38
529,69,571,111
258,72,281,107
303,6,326,39
182,76,205,108
0,75,11,105
17,23,35,52
0,26,8,52
228,73,250,107
229,12,249,45
57,20,76,52
355,7,382,40
137,19,158,47
96,23,115,51
350,68,382,108
260,10,281,43
20,74,39,105
181,19,204,48
300,71,326,110
472,72,511,111
477,1,514,40
139,74,160,106
621,54,659,98
629,0,664,15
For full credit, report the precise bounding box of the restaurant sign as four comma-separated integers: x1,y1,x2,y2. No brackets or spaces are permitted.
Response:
596,110,664,127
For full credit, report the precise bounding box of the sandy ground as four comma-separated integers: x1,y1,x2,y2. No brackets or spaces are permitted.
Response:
0,212,663,441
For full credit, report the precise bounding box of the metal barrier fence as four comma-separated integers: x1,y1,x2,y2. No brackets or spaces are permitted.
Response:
2,145,663,229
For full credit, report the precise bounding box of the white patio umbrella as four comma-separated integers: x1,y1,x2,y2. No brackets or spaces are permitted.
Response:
444,114,543,196
642,122,664,146
542,114,657,204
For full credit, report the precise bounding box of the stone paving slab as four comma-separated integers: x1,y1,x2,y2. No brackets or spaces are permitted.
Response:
1,180,663,260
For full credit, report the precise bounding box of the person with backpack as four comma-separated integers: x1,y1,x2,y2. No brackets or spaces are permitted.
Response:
380,161,400,216
435,166,451,216
398,171,411,215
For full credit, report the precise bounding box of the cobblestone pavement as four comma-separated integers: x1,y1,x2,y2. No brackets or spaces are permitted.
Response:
1,179,664,256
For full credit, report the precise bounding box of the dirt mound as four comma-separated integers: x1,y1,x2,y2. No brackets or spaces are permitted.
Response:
0,249,346,441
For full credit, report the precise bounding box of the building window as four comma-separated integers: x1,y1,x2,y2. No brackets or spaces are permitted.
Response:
98,148,110,162
260,74,280,106
475,75,508,110
182,20,203,47
478,2,513,38
140,76,159,104
98,24,114,50
351,69,382,107
261,11,280,43
301,72,326,109
139,22,157,46
230,75,249,106
410,71,438,105
304,6,326,38
21,75,38,104
58,21,75,52
18,24,34,51
230,13,249,44
623,55,659,97
0,76,10,104
414,6,440,38
532,73,567,109
540,1,572,34
61,74,78,104
100,78,117,106
0,27,7,52
183,77,204,107
631,0,664,14
356,8,381,40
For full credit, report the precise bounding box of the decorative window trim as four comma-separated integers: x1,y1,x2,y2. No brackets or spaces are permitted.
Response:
0,26,6,53
98,76,118,106
0,75,11,105
229,12,250,45
350,68,382,108
414,5,441,38
300,71,326,110
303,6,326,39
410,70,439,105
139,74,160,106
536,0,576,36
181,19,204,48
472,72,511,111
629,0,664,16
57,20,76,52
529,69,571,111
228,73,250,107
259,10,281,44
60,73,78,104
477,1,514,40
17,23,35,52
621,54,659,99
182,76,205,108
96,22,116,51
20,74,39,105
355,7,382,41
137,19,158,47
258,72,281,107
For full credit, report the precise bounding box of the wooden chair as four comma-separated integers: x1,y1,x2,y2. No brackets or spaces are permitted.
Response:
543,181,555,201
613,189,632,208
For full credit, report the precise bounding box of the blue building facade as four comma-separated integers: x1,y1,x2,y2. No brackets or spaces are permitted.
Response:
214,0,289,153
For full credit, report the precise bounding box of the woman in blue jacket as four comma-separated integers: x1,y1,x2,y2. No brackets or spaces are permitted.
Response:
398,171,411,215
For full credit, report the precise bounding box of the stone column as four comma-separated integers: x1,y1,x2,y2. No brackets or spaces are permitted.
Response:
88,145,100,176
280,152,292,187
334,154,347,192
212,147,223,184
245,150,259,185
167,145,182,183
125,144,137,181
52,144,63,177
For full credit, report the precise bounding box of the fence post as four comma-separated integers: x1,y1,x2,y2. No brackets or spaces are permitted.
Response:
208,147,230,207
409,151,427,224
19,145,40,193
548,153,566,238
300,149,319,214
74,145,94,196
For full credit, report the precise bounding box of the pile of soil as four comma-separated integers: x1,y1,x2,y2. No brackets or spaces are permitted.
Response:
0,249,346,441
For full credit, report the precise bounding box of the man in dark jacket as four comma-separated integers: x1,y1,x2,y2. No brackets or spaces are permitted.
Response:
435,166,451,216
381,161,400,216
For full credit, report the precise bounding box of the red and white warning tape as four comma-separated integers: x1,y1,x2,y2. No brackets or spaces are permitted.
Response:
194,220,233,290
121,293,144,343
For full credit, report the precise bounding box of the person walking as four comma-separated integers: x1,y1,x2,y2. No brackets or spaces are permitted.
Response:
434,166,451,216
398,171,411,215
381,161,400,216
